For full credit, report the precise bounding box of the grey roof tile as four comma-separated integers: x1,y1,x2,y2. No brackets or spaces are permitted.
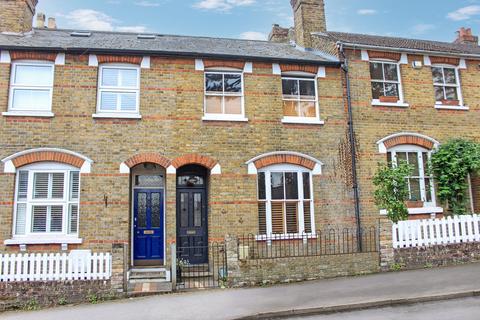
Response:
0,28,338,64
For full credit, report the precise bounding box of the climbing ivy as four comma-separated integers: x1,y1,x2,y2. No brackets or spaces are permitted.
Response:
431,139,480,215
373,161,413,223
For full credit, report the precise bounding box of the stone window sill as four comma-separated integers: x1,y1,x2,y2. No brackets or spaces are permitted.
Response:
202,114,249,122
4,236,83,245
255,234,318,241
92,113,142,119
281,117,325,125
372,100,409,108
2,111,55,118
434,104,469,111
380,207,444,216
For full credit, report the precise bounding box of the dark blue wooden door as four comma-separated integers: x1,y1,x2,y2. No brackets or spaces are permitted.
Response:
134,189,164,264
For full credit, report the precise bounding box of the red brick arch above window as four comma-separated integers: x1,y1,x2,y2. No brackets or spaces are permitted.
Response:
124,153,171,169
367,51,401,61
429,56,460,66
97,55,143,65
280,64,318,74
171,154,218,170
203,59,245,70
246,152,323,175
1,148,93,173
377,133,439,154
10,51,57,62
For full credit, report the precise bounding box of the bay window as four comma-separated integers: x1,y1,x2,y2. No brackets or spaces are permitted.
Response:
97,64,140,116
258,165,314,236
432,66,463,107
204,71,246,121
12,163,80,239
8,61,54,115
387,146,435,207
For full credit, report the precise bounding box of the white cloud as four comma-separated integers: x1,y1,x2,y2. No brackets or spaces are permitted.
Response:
134,1,161,7
357,9,377,15
193,0,256,12
410,23,436,35
240,31,267,40
447,5,480,21
61,9,148,33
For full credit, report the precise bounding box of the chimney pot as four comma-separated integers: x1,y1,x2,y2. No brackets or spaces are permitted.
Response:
36,13,46,28
48,17,57,29
454,27,478,46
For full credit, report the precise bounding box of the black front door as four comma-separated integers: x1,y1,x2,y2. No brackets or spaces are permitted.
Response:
176,167,208,265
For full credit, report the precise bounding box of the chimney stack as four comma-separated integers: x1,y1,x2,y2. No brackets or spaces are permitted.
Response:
36,12,45,28
47,17,57,29
454,27,478,46
290,0,327,48
0,0,38,34
268,24,291,43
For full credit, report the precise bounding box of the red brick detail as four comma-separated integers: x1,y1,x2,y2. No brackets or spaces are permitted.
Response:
254,154,316,170
203,60,245,70
429,56,460,66
383,135,435,150
280,64,318,74
10,51,57,62
124,153,171,169
171,154,218,170
368,51,401,61
96,55,142,65
11,151,85,169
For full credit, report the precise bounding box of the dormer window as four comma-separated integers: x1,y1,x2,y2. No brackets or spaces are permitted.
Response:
6,61,54,116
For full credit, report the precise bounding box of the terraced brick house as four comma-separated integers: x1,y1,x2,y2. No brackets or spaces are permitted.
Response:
0,0,479,299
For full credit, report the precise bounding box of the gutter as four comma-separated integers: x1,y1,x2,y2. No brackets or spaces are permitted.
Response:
338,42,362,252
0,45,341,67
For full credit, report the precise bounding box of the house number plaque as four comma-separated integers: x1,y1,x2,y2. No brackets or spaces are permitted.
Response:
144,230,154,235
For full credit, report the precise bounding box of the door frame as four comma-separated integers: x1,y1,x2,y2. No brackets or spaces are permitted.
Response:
175,165,209,264
130,167,167,267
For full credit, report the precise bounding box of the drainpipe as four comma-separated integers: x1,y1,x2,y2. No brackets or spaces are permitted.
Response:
339,43,363,252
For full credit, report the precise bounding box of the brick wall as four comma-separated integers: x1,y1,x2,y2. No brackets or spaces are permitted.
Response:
0,0,37,33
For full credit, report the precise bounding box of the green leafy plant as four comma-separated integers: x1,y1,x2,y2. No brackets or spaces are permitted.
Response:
373,161,413,223
431,139,480,215
23,299,39,311
390,263,405,272
57,297,68,306
87,294,98,304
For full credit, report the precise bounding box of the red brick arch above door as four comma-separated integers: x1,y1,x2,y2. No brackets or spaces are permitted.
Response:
1,148,93,173
246,152,323,175
377,133,440,154
166,154,221,175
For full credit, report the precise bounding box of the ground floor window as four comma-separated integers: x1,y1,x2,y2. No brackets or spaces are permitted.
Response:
387,145,435,206
13,162,80,237
257,164,314,236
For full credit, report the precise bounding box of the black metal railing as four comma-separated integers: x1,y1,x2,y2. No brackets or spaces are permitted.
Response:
238,226,379,260
176,242,227,290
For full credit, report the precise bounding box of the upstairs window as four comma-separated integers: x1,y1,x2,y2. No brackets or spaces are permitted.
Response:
13,163,80,238
282,76,319,121
370,61,402,103
432,66,462,107
258,165,314,236
97,65,140,115
204,71,245,121
8,62,54,113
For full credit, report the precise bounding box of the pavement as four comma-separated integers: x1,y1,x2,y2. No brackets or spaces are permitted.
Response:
2,263,480,320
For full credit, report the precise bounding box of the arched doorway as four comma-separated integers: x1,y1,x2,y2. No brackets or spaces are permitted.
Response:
131,163,165,266
176,165,209,265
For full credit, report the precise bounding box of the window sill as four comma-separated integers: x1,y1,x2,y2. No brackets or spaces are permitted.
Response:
92,113,142,119
281,117,325,125
372,100,409,108
434,105,469,111
380,207,444,216
4,236,83,245
202,115,249,122
255,233,317,241
2,111,54,118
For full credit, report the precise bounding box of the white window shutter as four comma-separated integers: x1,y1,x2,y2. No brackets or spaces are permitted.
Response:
17,171,28,200
101,68,120,86
70,172,80,200
51,173,65,199
69,204,79,234
32,206,48,232
50,206,64,232
33,173,49,199
15,204,27,235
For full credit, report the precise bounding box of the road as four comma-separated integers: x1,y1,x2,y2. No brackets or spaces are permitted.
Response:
287,297,480,320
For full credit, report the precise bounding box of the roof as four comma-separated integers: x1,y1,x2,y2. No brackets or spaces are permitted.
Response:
0,28,338,65
322,31,480,56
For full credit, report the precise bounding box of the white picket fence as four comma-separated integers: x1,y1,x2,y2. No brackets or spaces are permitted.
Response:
393,214,480,249
0,251,111,282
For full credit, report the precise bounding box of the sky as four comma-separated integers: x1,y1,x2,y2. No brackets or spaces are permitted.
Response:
36,0,480,42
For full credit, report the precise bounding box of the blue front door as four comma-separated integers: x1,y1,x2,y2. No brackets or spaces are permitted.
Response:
134,189,164,265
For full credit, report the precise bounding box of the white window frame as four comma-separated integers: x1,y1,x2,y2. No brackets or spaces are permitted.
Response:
8,162,81,244
388,145,437,209
281,73,323,125
202,69,248,122
95,64,141,118
370,60,408,107
257,164,315,239
432,64,465,110
6,60,55,117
